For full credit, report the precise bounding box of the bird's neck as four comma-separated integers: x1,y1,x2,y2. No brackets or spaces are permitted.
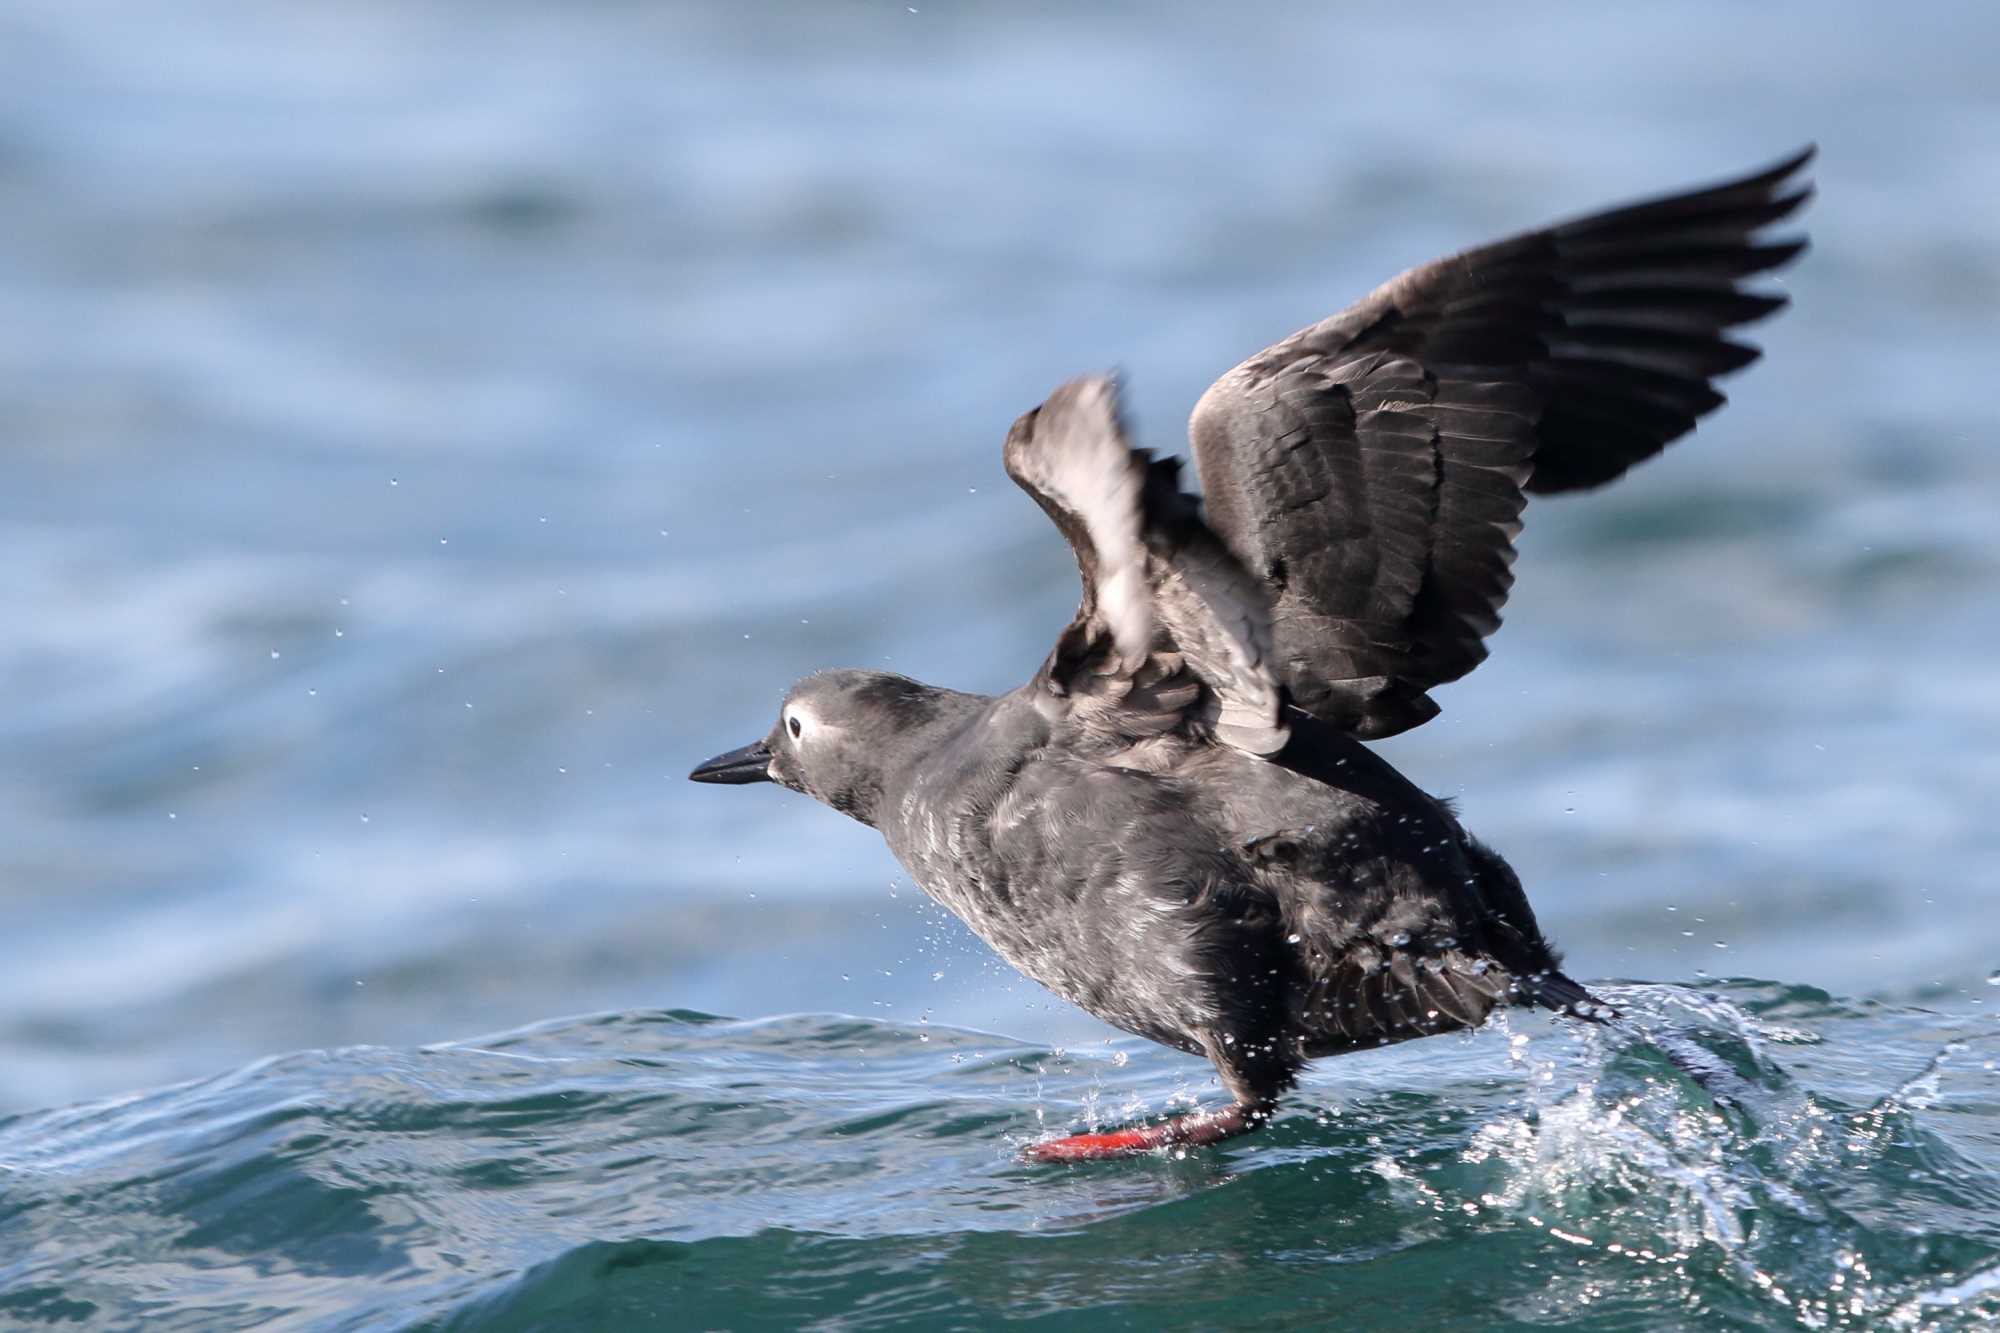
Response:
865,687,1040,838
836,684,997,828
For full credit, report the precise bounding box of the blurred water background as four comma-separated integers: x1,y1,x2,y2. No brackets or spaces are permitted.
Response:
2,1,1998,1327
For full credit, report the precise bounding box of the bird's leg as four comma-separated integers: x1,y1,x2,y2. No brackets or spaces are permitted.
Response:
1024,1029,1292,1163
1022,1098,1274,1163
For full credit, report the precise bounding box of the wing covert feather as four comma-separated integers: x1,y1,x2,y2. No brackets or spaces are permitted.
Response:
1005,375,1287,756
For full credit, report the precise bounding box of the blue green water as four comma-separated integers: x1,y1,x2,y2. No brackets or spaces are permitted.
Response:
3,0,1999,1327
5,982,1997,1329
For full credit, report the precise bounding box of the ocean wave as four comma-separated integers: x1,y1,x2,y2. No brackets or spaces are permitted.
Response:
3,981,1997,1330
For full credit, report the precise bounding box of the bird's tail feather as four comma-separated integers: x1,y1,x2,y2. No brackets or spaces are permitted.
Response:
1522,969,1612,1020
1527,971,1741,1108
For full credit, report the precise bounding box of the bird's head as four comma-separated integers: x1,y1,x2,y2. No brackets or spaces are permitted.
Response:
688,669,955,827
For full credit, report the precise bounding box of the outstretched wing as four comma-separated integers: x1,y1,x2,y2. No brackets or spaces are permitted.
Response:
1190,147,1813,738
1005,375,1287,757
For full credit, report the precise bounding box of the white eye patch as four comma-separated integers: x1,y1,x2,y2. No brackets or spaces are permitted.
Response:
784,702,822,740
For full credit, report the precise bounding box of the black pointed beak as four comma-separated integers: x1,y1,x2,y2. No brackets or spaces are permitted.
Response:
689,740,775,785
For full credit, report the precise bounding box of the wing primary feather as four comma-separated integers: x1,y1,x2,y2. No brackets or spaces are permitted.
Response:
1187,148,1811,735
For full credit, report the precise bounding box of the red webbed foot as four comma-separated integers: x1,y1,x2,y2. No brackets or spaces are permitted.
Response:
1023,1102,1268,1163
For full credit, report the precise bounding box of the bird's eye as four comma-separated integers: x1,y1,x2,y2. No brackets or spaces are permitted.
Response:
788,715,803,739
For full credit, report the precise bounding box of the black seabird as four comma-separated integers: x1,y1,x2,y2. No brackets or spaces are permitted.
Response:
692,149,1812,1161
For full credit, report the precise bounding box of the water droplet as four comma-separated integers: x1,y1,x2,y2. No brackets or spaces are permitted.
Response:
1388,931,1410,948
1286,933,1302,944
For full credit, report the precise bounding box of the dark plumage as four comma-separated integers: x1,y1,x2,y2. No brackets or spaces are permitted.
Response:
691,149,1811,1160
